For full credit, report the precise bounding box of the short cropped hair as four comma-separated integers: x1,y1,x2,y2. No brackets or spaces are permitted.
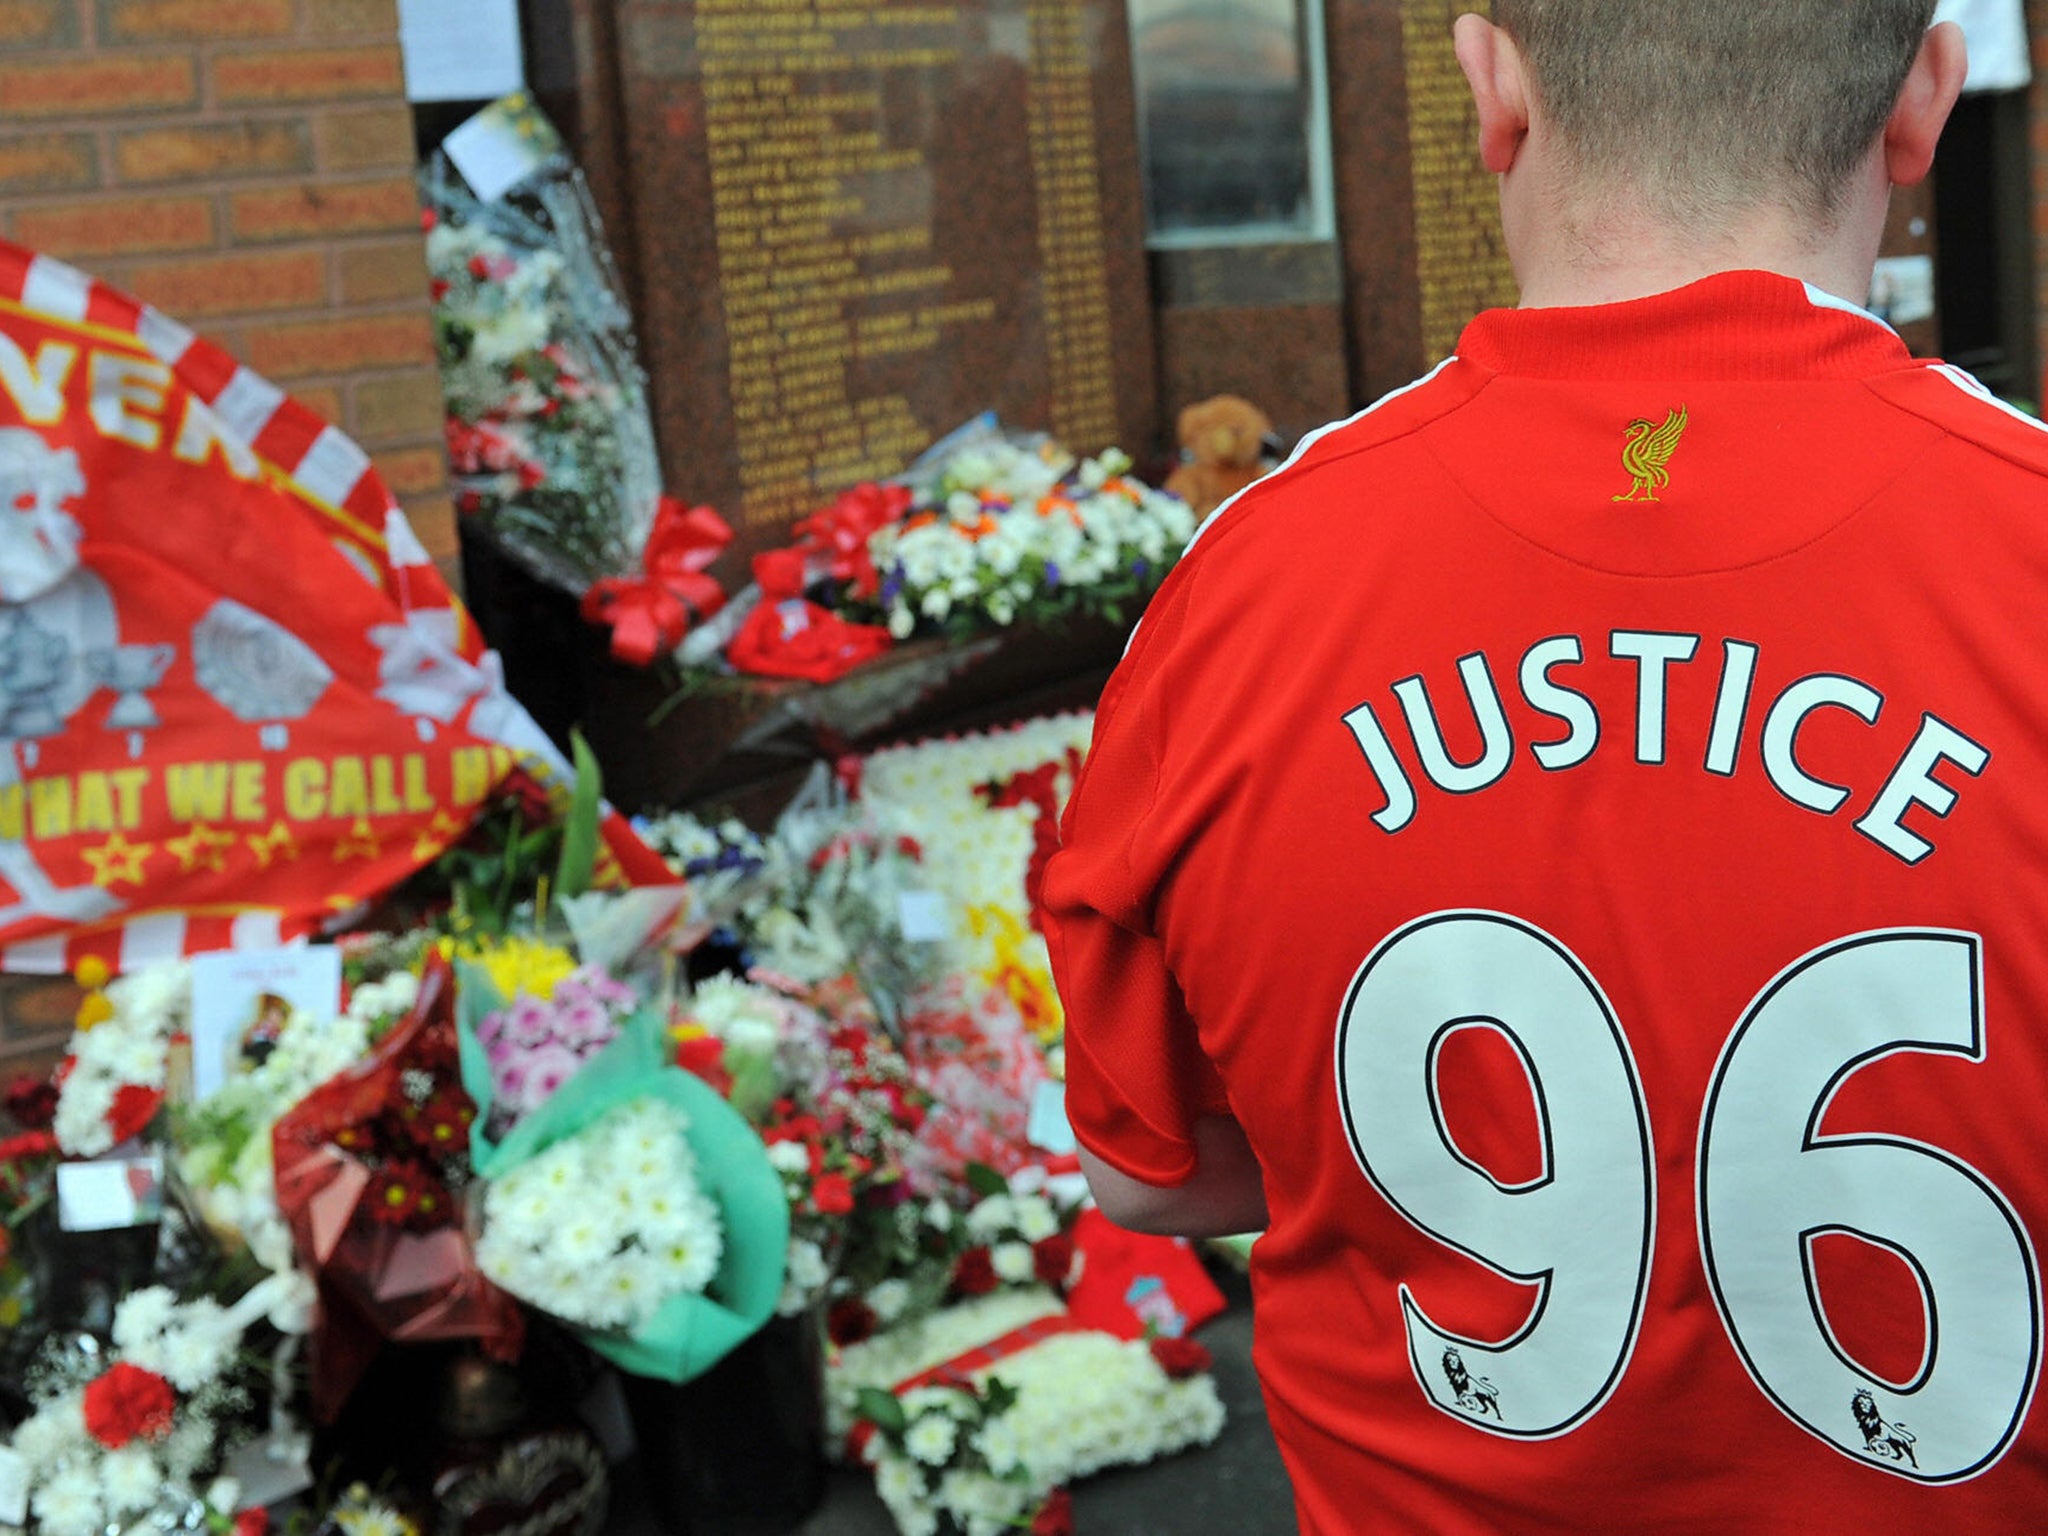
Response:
1493,0,1938,221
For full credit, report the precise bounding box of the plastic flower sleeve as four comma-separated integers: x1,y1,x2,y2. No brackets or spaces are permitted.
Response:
271,959,524,1424
422,96,664,595
456,961,790,1382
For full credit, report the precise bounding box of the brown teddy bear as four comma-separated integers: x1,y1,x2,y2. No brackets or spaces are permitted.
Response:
1164,395,1277,518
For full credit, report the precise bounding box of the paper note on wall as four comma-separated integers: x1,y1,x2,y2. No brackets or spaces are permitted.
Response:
397,0,526,103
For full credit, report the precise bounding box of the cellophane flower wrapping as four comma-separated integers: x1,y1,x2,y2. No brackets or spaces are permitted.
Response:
456,962,790,1383
421,109,663,596
270,957,523,1424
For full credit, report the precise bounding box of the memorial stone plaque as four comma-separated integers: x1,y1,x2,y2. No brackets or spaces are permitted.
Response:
604,0,1158,562
1399,0,1516,361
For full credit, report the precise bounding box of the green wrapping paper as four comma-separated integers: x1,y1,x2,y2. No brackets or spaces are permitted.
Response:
456,961,790,1382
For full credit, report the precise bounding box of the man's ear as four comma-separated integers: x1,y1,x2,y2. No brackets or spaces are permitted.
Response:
1454,14,1531,176
1885,20,1968,188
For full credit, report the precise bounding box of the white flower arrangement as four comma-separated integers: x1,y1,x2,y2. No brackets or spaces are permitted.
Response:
176,968,419,1284
869,446,1196,641
857,714,1094,1036
52,961,190,1157
834,1287,1226,1536
5,1279,298,1536
475,1095,723,1333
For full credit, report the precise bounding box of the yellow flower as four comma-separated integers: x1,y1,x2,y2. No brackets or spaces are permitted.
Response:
74,956,110,990
74,991,115,1031
463,935,576,1002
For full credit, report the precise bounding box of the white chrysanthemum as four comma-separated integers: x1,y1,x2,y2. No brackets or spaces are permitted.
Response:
105,959,191,1025
1013,1197,1059,1244
32,1466,105,1536
53,1071,118,1157
868,1278,911,1325
11,1394,85,1465
112,1285,179,1354
964,1195,1013,1242
991,1242,1034,1285
903,1412,958,1467
101,1445,163,1514
766,1140,810,1176
159,1309,235,1391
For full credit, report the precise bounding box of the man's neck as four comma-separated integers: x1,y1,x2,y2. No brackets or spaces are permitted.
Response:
1509,185,1884,313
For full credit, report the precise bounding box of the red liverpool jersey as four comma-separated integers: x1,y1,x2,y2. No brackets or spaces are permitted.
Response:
1045,271,2048,1533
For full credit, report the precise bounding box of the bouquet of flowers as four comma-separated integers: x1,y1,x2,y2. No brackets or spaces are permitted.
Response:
270,960,522,1423
469,962,636,1137
670,974,934,1320
680,418,1194,687
50,958,181,1160
177,964,422,1281
5,1275,306,1536
867,431,1196,641
474,1095,723,1333
420,97,664,597
830,1288,1225,1536
458,966,789,1382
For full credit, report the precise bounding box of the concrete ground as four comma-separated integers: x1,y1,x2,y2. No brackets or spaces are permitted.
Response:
607,1272,1296,1536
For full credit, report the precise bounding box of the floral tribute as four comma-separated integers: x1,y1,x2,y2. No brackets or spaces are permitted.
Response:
421,116,665,597
681,420,1196,685
475,1095,723,1332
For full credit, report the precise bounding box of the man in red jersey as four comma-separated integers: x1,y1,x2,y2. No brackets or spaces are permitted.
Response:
1035,5,2048,1532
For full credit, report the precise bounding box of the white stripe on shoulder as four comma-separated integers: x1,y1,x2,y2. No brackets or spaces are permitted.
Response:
1124,356,1462,656
1801,282,1894,331
1929,362,2048,436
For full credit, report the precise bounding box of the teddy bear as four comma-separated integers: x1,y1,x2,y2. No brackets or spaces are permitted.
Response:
1163,394,1277,518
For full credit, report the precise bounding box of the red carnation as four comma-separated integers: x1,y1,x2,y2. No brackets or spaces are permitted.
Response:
4,1073,56,1131
675,1034,732,1096
1032,1233,1076,1288
82,1362,176,1448
1149,1336,1214,1380
952,1246,997,1297
107,1084,163,1146
812,1171,855,1217
234,1509,270,1536
0,1130,57,1164
1031,1489,1074,1536
827,1297,878,1346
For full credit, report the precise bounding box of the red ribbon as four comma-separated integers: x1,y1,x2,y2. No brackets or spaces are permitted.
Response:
791,482,910,600
891,1313,1087,1394
725,546,895,684
580,498,734,667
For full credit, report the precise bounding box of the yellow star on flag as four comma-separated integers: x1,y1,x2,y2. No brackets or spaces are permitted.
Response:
335,817,383,861
166,823,237,874
247,821,300,869
82,832,154,889
411,811,466,863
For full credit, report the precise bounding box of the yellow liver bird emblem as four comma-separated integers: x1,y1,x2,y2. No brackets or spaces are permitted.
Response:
1613,406,1689,503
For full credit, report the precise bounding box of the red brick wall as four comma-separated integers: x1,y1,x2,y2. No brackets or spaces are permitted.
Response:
0,0,450,1077
0,0,453,565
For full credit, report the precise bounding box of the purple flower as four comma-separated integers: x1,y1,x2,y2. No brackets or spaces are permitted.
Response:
1043,562,1061,589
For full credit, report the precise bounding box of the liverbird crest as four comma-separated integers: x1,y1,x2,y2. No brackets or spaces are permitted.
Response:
1613,406,1689,503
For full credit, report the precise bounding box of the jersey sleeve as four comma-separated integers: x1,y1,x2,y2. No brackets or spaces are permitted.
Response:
1044,563,1231,1187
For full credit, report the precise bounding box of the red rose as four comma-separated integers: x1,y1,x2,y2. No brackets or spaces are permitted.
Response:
4,1073,57,1131
1032,1233,1075,1288
82,1362,176,1448
234,1509,270,1536
827,1297,878,1346
1031,1488,1075,1536
812,1171,855,1216
952,1246,997,1298
1149,1336,1214,1379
